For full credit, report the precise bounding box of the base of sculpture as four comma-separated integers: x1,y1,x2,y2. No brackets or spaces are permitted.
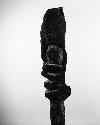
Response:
50,101,65,125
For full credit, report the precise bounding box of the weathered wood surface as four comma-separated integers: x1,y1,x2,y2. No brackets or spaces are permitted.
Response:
40,7,71,125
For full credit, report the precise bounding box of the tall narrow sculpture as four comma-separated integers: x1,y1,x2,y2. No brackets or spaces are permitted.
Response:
40,7,71,125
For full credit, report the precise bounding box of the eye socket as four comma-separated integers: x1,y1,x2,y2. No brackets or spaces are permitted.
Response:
46,45,63,64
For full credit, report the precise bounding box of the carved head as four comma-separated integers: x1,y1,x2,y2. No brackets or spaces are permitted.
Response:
40,7,67,68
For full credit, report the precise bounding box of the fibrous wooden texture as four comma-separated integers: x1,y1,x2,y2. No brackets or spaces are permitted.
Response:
40,7,71,125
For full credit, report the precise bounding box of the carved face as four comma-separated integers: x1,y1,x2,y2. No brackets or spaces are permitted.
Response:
46,45,63,65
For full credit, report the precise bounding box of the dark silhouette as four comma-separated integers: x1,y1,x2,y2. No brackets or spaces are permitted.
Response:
40,7,71,125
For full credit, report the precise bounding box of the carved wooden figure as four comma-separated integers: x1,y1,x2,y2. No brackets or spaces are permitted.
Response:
40,7,71,125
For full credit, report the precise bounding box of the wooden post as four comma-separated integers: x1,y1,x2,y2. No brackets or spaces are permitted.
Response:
40,7,71,125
